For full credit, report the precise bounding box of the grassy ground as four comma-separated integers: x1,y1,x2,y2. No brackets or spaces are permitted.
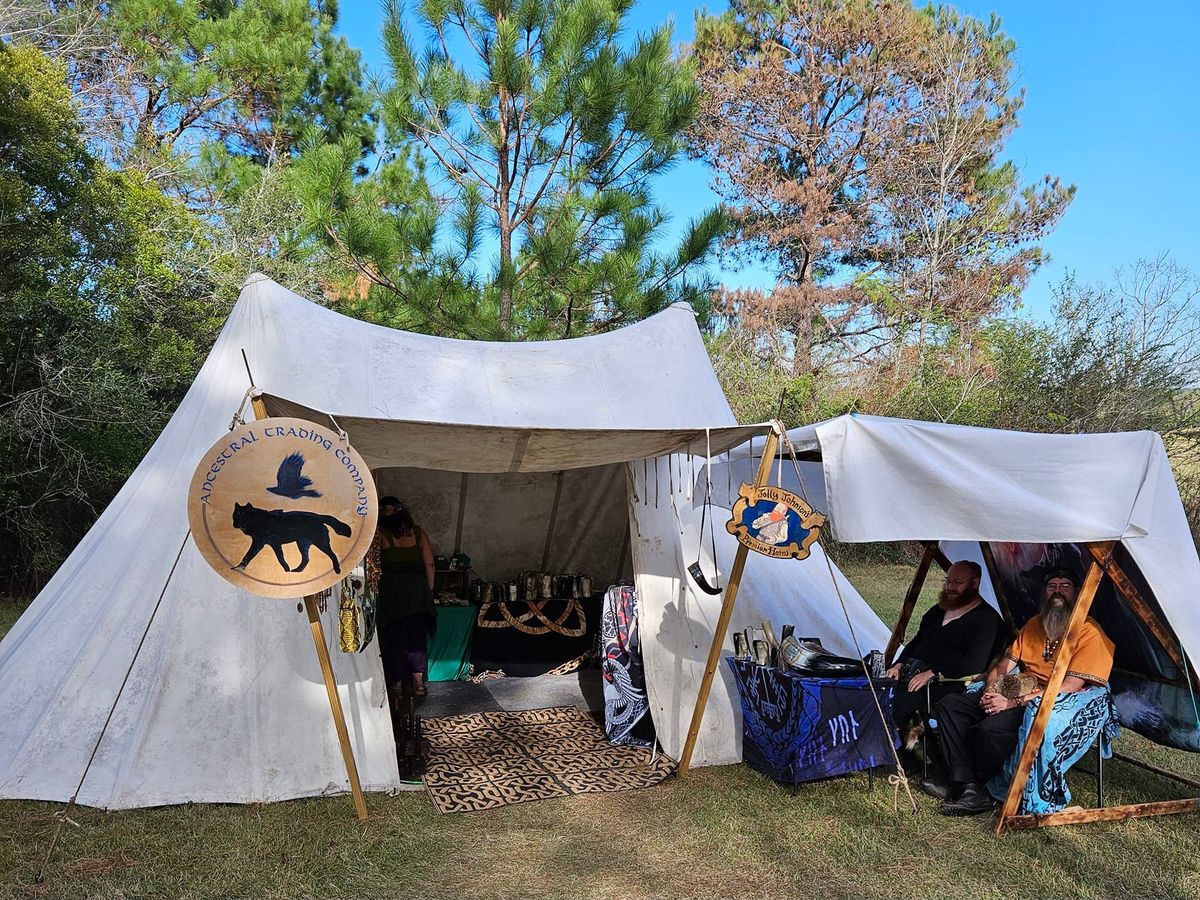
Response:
4,567,1200,899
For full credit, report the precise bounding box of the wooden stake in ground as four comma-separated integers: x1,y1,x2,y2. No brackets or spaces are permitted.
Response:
677,425,780,776
250,394,368,821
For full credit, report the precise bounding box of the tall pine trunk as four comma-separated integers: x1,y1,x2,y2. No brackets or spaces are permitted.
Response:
497,86,513,336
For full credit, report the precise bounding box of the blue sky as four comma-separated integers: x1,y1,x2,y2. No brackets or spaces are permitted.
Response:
337,2,1200,320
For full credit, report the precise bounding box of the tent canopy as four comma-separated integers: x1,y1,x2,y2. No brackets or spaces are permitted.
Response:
262,393,765,474
784,414,1172,545
0,275,888,809
780,414,1200,730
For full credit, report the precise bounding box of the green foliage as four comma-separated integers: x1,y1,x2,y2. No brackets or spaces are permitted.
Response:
0,44,228,586
307,0,731,339
103,0,372,164
878,265,1200,441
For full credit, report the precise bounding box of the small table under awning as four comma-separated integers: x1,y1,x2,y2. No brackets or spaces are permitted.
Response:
427,605,475,682
726,658,898,783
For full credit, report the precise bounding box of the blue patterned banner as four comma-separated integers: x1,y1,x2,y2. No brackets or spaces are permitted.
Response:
727,658,898,783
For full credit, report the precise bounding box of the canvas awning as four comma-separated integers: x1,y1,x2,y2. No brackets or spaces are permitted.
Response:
261,393,767,473
772,414,1200,674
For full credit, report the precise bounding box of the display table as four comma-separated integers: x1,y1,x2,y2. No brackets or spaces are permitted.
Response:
726,658,897,783
471,595,602,676
427,605,475,682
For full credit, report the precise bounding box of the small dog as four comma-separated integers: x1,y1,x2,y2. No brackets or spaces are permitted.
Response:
901,714,928,760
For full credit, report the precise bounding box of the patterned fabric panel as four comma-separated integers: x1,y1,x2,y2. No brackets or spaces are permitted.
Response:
422,706,674,813
601,585,655,747
727,658,898,783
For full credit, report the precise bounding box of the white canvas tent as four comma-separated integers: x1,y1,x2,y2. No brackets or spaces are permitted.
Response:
0,275,887,809
765,413,1200,831
780,414,1200,665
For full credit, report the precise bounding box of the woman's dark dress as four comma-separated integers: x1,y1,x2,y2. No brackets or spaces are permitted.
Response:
376,527,435,686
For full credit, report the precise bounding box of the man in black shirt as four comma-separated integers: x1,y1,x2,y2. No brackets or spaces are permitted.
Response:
886,560,1002,743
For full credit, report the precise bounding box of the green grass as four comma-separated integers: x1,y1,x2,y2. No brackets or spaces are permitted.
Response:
4,568,1200,900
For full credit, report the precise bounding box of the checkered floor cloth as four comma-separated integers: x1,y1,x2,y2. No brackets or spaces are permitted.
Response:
422,706,674,813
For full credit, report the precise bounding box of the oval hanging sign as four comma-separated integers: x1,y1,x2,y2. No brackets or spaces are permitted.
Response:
725,483,827,560
187,417,378,598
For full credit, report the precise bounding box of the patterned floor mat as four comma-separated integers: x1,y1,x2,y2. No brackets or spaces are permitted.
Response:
422,706,674,813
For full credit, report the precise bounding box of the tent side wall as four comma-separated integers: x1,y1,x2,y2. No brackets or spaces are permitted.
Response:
631,453,890,766
0,283,400,808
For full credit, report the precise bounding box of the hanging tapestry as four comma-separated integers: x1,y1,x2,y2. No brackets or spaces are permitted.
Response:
727,658,896,783
601,584,655,747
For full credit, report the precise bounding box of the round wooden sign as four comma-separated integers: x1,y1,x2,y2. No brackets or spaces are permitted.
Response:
725,483,826,561
187,417,378,598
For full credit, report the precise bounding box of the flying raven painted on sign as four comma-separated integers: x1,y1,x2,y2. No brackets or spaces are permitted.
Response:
266,452,322,499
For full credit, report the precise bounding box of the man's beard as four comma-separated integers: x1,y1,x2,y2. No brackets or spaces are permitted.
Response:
939,586,978,611
1041,594,1072,642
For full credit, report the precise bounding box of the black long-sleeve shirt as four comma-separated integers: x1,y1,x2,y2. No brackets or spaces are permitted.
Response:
897,601,1002,679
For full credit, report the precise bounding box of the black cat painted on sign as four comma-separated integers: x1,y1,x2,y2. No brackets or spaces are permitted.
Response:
231,502,352,574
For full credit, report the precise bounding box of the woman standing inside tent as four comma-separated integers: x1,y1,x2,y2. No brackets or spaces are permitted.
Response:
375,497,436,704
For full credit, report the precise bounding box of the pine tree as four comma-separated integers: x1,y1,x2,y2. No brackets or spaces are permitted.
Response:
691,0,1073,376
347,0,729,339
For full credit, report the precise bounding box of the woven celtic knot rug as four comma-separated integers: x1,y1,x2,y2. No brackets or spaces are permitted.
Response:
422,706,674,813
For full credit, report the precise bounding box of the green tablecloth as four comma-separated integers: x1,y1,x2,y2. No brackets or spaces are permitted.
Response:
428,605,475,681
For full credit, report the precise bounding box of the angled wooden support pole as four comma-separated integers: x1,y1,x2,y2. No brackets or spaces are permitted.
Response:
305,596,369,821
978,541,1016,637
251,394,368,821
884,542,939,667
1087,544,1198,692
677,425,780,776
995,541,1114,835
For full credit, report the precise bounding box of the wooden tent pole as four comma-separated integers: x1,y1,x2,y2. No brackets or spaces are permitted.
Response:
978,541,1016,637
251,395,368,821
452,472,469,556
541,470,565,571
1086,544,1197,688
304,597,369,821
677,426,780,777
995,541,1114,835
884,542,938,667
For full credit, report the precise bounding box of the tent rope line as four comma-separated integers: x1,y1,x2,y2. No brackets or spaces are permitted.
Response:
781,432,919,815
228,384,258,431
36,528,193,883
